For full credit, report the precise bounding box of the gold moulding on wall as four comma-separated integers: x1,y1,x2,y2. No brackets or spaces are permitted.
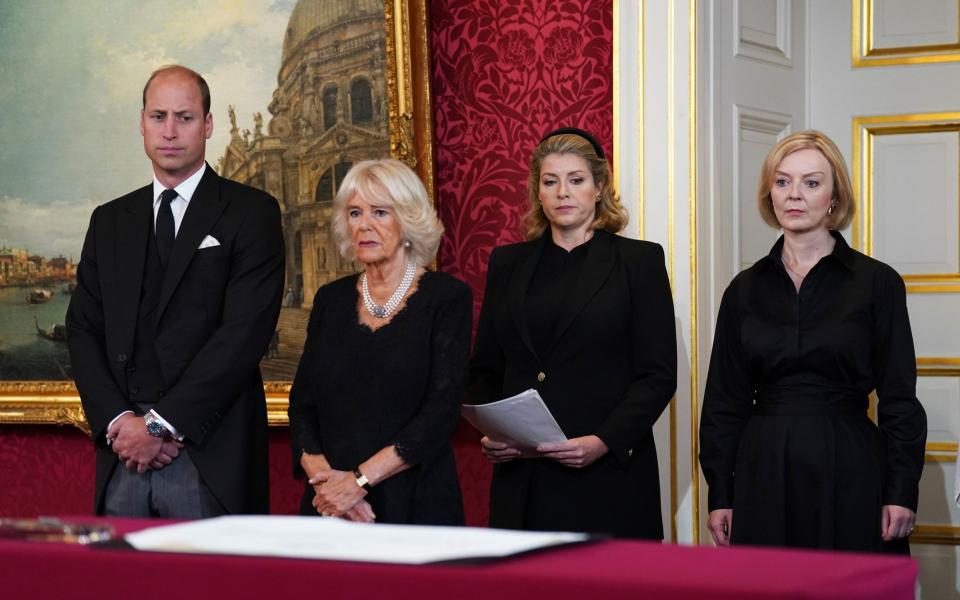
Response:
0,0,434,429
851,112,960,293
852,0,960,67
0,382,294,434
0,383,89,433
925,440,959,463
912,525,960,545
917,357,960,377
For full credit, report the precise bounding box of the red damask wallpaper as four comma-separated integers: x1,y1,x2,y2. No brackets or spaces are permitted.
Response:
431,0,614,525
0,427,510,525
0,0,613,528
0,428,305,518
431,0,614,289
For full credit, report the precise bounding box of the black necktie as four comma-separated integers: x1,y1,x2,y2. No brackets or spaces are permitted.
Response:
156,188,177,267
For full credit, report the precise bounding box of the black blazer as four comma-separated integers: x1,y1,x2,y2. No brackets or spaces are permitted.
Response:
66,165,285,514
469,230,676,538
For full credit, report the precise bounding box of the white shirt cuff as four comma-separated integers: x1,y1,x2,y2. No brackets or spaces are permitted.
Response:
149,409,184,441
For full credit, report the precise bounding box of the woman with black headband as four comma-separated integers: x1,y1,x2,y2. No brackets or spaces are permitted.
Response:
468,128,677,538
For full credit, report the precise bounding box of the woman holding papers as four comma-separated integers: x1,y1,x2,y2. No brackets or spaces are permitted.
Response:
469,128,677,539
699,131,926,553
288,159,471,524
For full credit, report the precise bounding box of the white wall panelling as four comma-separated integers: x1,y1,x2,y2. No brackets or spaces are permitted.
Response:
872,130,960,278
619,5,960,590
617,0,700,544
734,105,792,270
853,0,960,66
811,2,960,595
735,0,793,66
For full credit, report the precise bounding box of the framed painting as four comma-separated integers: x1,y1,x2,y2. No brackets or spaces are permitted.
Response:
0,0,435,432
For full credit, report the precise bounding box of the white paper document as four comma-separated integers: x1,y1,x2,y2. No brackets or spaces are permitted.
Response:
461,388,567,452
124,516,588,564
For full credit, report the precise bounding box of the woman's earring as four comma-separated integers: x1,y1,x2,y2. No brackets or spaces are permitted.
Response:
404,239,412,249
828,202,836,215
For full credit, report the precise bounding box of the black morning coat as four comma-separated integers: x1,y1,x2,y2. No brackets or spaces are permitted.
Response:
66,164,285,515
469,229,677,538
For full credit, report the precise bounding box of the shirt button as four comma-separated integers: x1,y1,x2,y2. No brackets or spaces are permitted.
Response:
130,387,140,395
537,371,546,382
627,448,634,457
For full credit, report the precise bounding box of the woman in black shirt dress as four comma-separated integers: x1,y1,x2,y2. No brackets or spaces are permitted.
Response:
470,128,676,538
699,130,926,553
288,159,470,524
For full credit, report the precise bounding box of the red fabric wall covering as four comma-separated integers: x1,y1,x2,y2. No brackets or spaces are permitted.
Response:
430,0,615,526
0,0,613,528
0,426,93,517
0,426,491,524
0,427,304,518
431,0,614,288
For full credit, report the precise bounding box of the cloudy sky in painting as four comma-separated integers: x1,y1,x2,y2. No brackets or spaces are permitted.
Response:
0,0,296,257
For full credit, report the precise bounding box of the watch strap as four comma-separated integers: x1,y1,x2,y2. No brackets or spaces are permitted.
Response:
353,467,372,491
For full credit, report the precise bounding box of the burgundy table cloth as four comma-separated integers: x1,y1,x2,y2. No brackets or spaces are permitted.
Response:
1,517,916,599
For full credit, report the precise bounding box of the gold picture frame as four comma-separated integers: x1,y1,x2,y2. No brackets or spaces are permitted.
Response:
0,0,434,433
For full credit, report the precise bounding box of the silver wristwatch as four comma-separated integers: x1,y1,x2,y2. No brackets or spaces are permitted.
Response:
143,412,167,438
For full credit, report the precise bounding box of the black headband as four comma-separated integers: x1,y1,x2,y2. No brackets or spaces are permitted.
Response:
538,127,606,159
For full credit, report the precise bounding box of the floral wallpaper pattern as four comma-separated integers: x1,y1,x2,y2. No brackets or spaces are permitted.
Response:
431,0,613,294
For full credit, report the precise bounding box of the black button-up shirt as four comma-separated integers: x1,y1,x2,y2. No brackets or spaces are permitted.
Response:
700,231,927,511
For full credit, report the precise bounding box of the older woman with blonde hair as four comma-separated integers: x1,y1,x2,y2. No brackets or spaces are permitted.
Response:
288,158,471,524
700,130,926,553
469,128,677,538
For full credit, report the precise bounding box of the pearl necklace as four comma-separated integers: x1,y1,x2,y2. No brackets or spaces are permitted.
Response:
361,260,417,319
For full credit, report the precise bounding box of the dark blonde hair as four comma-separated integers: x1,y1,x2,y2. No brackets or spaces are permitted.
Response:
524,133,628,239
757,129,855,230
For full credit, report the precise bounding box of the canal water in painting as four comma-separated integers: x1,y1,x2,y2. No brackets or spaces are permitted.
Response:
0,286,72,380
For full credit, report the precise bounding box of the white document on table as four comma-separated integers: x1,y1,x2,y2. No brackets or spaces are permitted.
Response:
124,516,588,564
461,388,567,452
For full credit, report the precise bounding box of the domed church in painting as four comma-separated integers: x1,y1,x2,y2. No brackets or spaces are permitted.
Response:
218,0,390,311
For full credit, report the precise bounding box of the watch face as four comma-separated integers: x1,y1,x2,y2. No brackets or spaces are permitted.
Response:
145,417,166,438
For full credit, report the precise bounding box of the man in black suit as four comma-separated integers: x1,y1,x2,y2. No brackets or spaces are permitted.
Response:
66,65,284,517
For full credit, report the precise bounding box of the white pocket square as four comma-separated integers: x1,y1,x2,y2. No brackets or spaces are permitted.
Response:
198,235,221,249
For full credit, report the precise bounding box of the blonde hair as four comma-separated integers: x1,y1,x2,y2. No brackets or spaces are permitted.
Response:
757,129,855,231
523,133,628,240
332,159,443,265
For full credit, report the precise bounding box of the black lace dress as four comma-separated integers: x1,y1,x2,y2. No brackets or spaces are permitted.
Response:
288,270,471,524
